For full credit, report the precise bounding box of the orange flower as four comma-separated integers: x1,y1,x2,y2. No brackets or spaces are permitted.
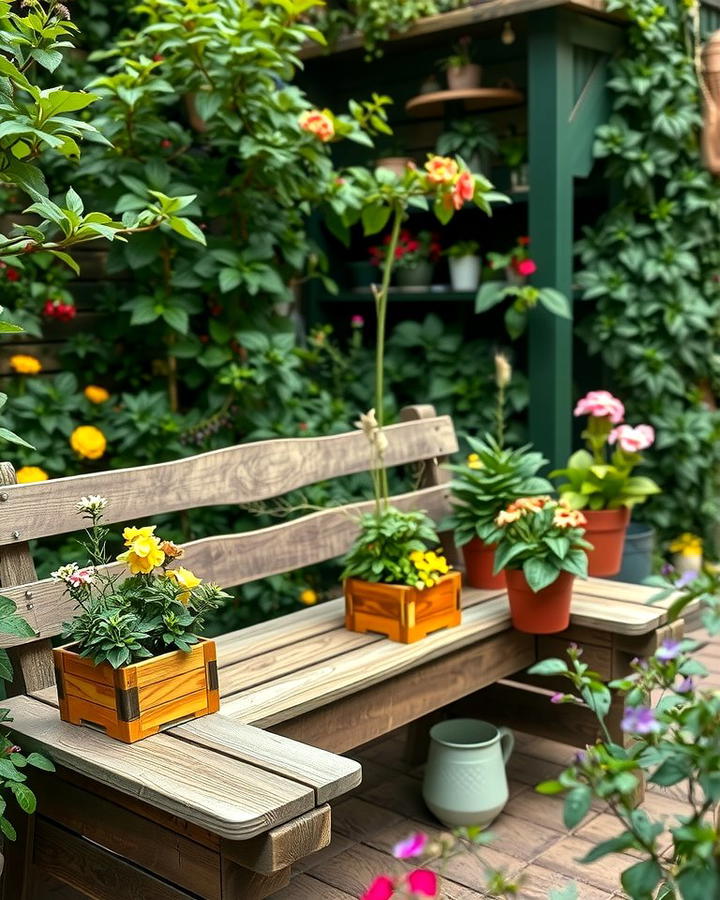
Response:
452,170,475,210
553,508,587,529
84,385,109,404
9,354,41,374
160,540,184,559
298,109,334,142
16,466,48,483
495,508,523,526
425,155,459,185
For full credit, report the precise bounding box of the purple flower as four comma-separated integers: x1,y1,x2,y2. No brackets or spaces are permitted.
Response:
574,750,587,765
655,639,682,662
621,707,661,735
661,562,675,576
676,676,695,694
550,692,565,704
675,570,698,589
392,832,428,860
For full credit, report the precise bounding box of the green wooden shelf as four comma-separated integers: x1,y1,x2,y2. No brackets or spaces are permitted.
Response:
315,289,476,303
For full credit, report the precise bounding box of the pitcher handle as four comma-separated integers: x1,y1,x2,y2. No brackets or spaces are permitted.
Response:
499,727,515,764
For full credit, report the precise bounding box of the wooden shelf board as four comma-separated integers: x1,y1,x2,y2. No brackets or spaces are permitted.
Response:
406,87,524,117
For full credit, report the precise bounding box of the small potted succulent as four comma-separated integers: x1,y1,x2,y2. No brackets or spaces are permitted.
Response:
493,496,591,633
475,238,570,339
370,229,441,290
53,496,228,742
551,391,661,577
439,35,481,90
445,240,481,291
445,354,553,589
342,153,505,642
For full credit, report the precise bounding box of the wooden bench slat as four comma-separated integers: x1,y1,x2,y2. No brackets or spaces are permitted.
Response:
0,416,457,546
174,716,361,804
0,484,452,647
5,696,316,840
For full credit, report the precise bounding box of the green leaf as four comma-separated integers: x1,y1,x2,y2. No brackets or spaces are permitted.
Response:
48,250,80,275
579,832,636,863
620,859,662,900
527,658,568,676
523,557,559,592
0,615,36,638
563,785,592,829
475,281,505,314
168,216,206,245
538,287,571,318
676,867,720,900
361,203,391,236
0,648,13,682
10,782,36,814
162,307,189,334
536,779,566,795
26,752,54,772
0,816,16,841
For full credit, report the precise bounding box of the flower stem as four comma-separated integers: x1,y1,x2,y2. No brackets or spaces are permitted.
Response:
374,205,402,431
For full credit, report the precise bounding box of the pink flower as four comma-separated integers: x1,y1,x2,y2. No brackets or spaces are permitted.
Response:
573,390,625,424
67,566,95,587
362,876,395,900
608,424,655,453
392,832,428,859
451,170,474,210
407,869,438,896
514,258,537,277
351,315,365,328
550,692,565,704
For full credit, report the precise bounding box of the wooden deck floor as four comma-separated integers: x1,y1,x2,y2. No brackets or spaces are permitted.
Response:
275,626,719,899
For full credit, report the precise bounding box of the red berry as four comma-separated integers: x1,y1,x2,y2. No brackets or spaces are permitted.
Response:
152,53,165,62
5,267,19,281
160,139,172,149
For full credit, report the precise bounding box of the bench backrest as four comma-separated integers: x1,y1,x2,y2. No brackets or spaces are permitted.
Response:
0,404,458,693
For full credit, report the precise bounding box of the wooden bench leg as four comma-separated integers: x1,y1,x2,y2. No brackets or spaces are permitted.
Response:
221,858,290,899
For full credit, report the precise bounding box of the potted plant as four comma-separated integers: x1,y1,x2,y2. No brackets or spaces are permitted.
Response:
439,35,482,90
551,391,661,577
445,354,553,589
341,154,506,642
375,145,416,178
436,117,498,176
53,496,229,742
492,497,591,633
498,132,528,191
445,240,481,291
370,229,441,290
475,238,571,338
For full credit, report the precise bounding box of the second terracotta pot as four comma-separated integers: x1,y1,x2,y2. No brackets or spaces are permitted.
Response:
462,538,506,590
505,569,574,634
582,508,631,577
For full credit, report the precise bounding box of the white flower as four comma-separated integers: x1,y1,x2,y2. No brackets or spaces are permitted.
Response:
51,563,79,584
354,408,388,457
76,495,108,515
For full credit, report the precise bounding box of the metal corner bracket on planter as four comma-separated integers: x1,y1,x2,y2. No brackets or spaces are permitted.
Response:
53,637,220,743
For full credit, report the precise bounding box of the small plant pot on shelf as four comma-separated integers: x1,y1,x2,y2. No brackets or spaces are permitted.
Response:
505,569,574,634
583,508,631,577
449,255,481,291
609,522,655,584
462,538,505,590
396,261,433,289
344,570,462,643
447,64,482,90
54,638,220,744
376,156,414,178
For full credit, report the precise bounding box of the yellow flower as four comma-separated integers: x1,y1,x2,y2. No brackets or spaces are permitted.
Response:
10,354,41,375
122,525,157,546
668,533,703,555
165,567,202,604
117,526,165,573
84,385,109,404
16,466,48,483
299,588,318,606
467,453,483,470
70,425,107,460
409,549,451,588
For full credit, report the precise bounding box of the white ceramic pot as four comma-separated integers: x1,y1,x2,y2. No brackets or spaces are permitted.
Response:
447,64,482,90
449,255,481,291
423,719,514,827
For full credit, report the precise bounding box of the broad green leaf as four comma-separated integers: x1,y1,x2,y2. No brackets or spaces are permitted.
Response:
620,859,662,900
563,785,592,829
168,216,206,245
579,832,636,863
527,658,568,676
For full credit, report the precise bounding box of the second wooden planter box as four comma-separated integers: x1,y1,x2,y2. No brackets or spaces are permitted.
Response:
345,571,462,643
53,638,220,743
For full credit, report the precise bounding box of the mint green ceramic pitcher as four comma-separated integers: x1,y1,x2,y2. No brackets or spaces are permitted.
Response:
422,718,514,827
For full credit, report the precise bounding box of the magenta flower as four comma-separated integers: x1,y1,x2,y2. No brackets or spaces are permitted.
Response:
573,390,625,424
661,562,675,576
621,706,660,735
550,692,565,704
608,424,655,453
655,639,682,662
392,832,428,860
362,875,395,900
351,314,365,328
407,869,438,897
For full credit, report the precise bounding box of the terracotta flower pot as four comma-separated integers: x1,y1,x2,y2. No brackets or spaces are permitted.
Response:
462,538,506,590
344,571,462,643
505,569,574,634
583,508,631,577
376,156,414,177
447,64,482,90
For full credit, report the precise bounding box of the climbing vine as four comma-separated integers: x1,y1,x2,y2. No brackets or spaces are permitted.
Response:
576,0,720,550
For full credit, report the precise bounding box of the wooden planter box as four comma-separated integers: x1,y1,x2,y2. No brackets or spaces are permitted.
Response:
53,638,220,743
344,571,462,643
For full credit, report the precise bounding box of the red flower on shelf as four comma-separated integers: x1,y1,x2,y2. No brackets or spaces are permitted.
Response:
369,230,441,269
513,258,537,277
5,267,20,282
43,300,77,322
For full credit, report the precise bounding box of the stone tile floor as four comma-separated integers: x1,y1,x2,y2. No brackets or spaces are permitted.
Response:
275,627,718,899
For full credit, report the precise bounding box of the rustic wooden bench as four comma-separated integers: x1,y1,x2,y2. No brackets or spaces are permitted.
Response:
0,405,684,899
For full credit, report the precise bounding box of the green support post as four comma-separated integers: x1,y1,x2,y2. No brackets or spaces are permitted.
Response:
527,9,575,468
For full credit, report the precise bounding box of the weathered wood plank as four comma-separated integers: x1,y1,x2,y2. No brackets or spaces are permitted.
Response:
0,484,451,647
30,770,222,898
0,415,457,545
31,818,191,900
5,696,315,840
272,630,535,753
222,805,331,874
174,715,361,804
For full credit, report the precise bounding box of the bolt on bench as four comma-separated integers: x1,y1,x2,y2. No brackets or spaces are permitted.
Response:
0,406,684,899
